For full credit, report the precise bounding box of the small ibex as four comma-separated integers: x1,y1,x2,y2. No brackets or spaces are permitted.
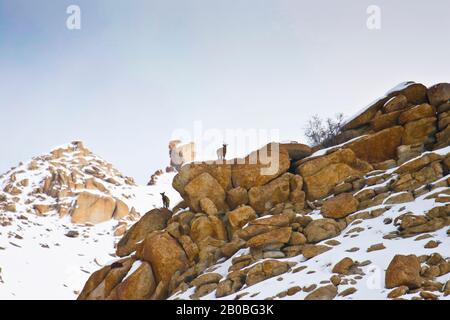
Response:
160,192,170,209
217,143,228,161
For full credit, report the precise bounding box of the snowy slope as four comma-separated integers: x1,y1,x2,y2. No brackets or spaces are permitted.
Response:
0,142,181,299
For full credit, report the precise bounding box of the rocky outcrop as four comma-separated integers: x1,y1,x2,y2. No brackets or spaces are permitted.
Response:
78,81,450,301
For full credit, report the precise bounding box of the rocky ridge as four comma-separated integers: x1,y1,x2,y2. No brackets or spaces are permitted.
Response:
78,81,450,300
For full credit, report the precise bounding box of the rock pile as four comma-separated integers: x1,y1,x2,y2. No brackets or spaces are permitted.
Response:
78,82,450,300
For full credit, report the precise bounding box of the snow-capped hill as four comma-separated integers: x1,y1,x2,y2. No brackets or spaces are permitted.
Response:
0,141,182,299
1,141,141,224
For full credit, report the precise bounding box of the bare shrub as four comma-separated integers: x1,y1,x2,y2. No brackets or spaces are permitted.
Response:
304,113,344,147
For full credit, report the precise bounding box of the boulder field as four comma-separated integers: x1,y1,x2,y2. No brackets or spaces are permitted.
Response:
78,82,450,300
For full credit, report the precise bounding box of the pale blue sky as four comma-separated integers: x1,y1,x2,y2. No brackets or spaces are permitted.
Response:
1,0,449,183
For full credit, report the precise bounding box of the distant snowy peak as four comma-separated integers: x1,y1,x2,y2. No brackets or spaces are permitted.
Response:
0,141,157,226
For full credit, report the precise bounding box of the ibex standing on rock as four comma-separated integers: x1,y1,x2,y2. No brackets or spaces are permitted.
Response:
160,192,170,209
217,143,228,161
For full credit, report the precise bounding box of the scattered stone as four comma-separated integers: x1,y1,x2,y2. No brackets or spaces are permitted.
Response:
332,258,354,275
304,285,337,300
367,243,386,252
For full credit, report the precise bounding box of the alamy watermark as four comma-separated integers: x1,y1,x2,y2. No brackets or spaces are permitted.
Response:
366,5,381,30
66,5,81,30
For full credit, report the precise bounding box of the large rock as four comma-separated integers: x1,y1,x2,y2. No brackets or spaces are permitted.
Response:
227,206,257,231
345,126,404,163
116,208,171,257
298,149,372,200
383,95,408,113
304,218,341,243
385,254,422,289
113,199,129,220
190,215,228,243
399,103,435,125
321,193,359,219
113,261,156,300
172,162,232,195
370,111,401,132
248,173,291,214
78,257,135,300
139,231,188,285
184,172,228,212
428,83,450,106
402,117,437,145
231,143,290,190
71,192,116,224
246,227,292,248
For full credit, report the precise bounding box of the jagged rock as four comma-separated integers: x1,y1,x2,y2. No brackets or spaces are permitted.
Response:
298,149,372,200
321,193,359,219
184,172,228,212
248,173,291,214
385,255,422,289
139,231,188,285
116,208,171,257
226,187,248,210
304,218,341,243
231,143,290,190
346,126,404,163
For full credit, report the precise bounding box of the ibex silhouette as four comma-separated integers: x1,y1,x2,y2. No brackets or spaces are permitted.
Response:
217,143,228,161
160,192,170,209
